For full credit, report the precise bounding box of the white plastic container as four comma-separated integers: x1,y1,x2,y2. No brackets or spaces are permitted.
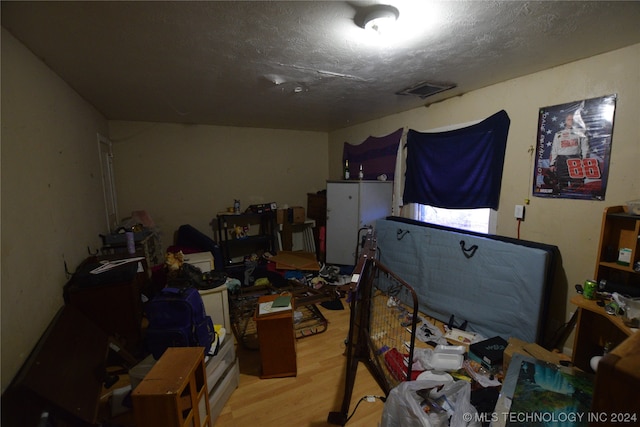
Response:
626,199,640,215
434,344,466,355
183,251,214,272
430,352,464,371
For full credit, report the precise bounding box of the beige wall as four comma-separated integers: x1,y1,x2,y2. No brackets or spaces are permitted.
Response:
329,43,640,350
2,20,638,392
1,29,110,390
107,122,328,242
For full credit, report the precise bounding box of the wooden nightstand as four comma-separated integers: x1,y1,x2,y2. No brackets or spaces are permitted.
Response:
254,294,297,378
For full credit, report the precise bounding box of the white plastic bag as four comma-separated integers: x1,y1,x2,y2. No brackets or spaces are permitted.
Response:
381,380,480,427
612,292,640,327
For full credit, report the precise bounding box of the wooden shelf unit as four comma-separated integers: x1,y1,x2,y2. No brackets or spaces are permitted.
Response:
571,205,639,372
216,212,277,267
132,347,211,427
594,205,640,288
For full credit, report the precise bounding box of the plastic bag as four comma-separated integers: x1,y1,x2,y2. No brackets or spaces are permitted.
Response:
416,316,447,345
381,379,480,427
612,292,640,327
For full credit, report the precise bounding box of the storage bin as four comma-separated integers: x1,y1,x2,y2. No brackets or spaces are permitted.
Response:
129,354,157,391
205,337,236,392
183,251,215,272
208,361,239,421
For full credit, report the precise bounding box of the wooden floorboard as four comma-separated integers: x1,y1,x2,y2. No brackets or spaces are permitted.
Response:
104,298,386,427
212,300,386,427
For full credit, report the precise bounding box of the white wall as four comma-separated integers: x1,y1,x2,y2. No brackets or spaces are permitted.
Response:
329,43,640,348
1,29,110,390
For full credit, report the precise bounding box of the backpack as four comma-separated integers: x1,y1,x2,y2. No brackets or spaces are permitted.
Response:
144,286,216,359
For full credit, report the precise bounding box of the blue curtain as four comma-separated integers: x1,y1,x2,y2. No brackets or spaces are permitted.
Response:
403,110,510,210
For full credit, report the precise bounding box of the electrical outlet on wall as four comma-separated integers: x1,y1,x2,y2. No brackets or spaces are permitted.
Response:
514,204,525,220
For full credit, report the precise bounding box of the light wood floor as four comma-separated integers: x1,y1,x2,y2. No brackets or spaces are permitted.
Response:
104,299,385,427
212,301,386,427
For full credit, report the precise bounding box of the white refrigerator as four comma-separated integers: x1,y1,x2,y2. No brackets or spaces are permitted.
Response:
325,180,393,266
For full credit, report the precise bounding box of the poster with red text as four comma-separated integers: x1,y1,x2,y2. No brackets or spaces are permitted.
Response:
533,94,617,200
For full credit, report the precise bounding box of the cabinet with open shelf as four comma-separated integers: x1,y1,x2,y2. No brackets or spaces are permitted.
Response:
594,205,640,289
215,212,277,267
571,205,639,372
570,295,633,371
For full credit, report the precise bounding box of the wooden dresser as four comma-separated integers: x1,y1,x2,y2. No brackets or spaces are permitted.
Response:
132,347,211,427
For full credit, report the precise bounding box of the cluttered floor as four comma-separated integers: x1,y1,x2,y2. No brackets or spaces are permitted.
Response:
105,299,386,427
5,247,576,427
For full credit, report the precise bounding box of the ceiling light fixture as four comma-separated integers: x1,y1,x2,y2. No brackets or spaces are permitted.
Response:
362,4,399,34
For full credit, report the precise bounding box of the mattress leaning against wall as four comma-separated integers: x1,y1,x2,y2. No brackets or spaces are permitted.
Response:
375,217,559,344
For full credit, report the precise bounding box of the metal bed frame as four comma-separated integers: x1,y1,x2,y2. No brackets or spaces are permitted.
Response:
328,230,419,426
228,279,336,349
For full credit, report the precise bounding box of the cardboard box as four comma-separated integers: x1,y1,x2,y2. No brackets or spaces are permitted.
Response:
277,206,305,224
503,337,569,372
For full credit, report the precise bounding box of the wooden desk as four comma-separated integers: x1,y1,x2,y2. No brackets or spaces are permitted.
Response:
254,295,297,378
592,330,640,416
570,295,634,371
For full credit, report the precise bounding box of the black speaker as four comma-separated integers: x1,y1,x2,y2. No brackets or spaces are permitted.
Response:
599,279,640,298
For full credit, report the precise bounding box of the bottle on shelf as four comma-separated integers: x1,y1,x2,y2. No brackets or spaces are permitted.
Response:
344,159,350,180
358,164,364,180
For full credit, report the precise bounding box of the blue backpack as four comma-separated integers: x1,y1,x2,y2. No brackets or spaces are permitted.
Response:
144,287,216,359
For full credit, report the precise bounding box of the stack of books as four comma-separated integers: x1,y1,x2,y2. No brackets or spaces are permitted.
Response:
257,295,292,317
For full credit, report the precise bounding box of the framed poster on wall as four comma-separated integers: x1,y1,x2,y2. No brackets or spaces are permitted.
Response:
532,94,617,200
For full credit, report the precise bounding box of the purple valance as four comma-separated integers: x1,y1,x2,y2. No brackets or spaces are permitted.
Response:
343,128,402,180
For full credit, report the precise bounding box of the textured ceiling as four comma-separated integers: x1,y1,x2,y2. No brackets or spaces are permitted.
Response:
3,1,640,132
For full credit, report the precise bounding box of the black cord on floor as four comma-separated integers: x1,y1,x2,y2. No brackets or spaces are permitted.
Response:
345,395,387,423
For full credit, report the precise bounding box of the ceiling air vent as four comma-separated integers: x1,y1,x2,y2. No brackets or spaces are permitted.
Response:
396,81,456,99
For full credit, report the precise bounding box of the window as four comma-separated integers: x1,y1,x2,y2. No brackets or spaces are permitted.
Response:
410,204,494,234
